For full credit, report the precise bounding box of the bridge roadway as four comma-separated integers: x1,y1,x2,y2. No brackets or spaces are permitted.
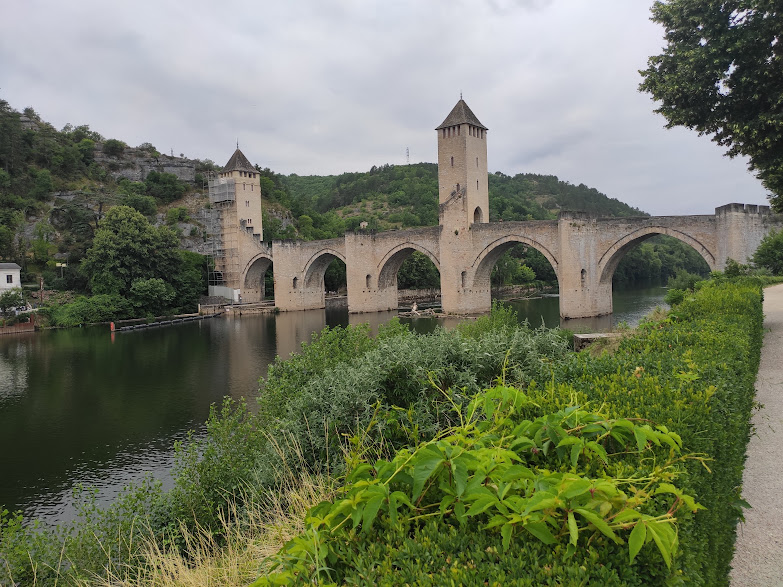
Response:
236,203,780,319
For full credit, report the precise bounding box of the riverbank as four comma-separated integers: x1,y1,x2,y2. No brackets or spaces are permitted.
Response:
0,279,764,586
730,283,783,586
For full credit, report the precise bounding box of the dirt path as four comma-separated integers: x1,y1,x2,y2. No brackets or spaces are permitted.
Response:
731,283,783,586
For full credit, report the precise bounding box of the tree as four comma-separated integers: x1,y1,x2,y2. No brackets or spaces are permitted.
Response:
0,288,24,317
103,139,126,158
81,206,180,296
752,228,783,274
639,2,783,211
145,171,185,203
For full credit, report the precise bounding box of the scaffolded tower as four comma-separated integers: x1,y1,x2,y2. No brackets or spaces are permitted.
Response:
207,148,263,300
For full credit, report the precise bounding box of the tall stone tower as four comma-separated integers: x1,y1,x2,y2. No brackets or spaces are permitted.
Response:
436,98,489,231
208,148,264,300
437,99,490,314
217,148,263,237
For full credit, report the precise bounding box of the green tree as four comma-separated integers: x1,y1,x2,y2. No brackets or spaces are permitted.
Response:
752,228,783,274
0,288,24,317
639,1,783,211
81,206,180,296
129,277,175,316
103,139,126,158
145,171,185,203
28,169,53,200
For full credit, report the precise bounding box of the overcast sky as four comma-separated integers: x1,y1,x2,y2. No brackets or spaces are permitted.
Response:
0,0,770,215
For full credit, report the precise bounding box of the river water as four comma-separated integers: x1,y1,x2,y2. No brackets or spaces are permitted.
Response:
0,283,666,524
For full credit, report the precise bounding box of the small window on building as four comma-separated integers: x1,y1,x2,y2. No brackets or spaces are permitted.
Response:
366,274,371,289
6,275,12,284
451,156,454,167
293,277,298,290
246,200,250,207
477,180,479,190
461,271,466,288
251,184,253,191
476,157,478,167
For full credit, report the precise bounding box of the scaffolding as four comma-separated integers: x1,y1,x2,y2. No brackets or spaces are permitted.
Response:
205,178,240,296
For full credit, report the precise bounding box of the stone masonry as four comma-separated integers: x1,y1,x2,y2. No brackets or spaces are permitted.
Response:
210,99,783,318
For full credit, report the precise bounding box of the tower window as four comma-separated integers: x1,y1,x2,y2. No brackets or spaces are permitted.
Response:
366,274,371,288
461,271,466,288
451,156,454,167
293,277,298,290
477,180,479,190
476,157,478,167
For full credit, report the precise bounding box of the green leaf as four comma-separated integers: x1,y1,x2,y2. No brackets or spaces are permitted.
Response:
411,451,444,500
570,443,582,468
439,495,456,515
466,495,498,517
524,521,557,544
453,459,469,497
500,464,535,483
501,523,513,551
568,511,579,545
574,508,621,544
361,495,384,533
629,521,646,564
646,521,674,568
562,479,592,500
634,428,647,453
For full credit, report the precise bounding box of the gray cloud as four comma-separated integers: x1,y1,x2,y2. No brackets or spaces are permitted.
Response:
0,0,769,215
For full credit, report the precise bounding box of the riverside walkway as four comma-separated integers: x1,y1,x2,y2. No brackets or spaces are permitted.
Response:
731,283,783,586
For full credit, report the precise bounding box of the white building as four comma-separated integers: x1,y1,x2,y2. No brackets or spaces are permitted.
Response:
0,263,22,292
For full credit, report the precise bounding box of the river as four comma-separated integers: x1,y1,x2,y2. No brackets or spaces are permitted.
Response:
0,283,667,524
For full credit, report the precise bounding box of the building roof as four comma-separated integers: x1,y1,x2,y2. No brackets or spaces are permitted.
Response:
222,148,256,173
0,263,21,270
436,99,487,131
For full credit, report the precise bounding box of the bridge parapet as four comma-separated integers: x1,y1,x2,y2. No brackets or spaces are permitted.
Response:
716,203,771,215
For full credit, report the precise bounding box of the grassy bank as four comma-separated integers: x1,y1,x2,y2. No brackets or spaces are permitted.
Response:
0,281,764,585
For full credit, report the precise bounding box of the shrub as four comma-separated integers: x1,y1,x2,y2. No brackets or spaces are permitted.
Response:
255,281,763,585
103,138,126,158
752,228,783,275
48,294,133,326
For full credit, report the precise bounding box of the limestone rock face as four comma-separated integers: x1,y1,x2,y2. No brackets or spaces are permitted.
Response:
94,144,196,183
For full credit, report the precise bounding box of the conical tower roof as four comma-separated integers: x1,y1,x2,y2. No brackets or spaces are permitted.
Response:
222,148,256,173
436,99,487,130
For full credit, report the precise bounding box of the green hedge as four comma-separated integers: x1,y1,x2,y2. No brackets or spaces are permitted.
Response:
255,280,763,585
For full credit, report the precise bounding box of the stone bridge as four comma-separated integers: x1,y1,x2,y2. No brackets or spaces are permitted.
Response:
234,203,780,319
211,99,782,319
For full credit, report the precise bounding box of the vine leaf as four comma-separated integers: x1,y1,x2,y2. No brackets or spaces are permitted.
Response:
628,520,646,564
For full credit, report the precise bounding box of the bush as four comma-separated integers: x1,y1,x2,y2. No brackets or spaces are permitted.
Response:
145,171,186,203
121,193,157,216
257,314,571,486
48,294,133,326
165,206,189,225
752,228,783,274
103,138,126,158
256,281,763,585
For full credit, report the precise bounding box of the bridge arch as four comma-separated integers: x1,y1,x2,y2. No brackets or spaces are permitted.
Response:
241,253,273,302
377,242,440,289
597,226,716,286
470,235,559,290
303,248,347,290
